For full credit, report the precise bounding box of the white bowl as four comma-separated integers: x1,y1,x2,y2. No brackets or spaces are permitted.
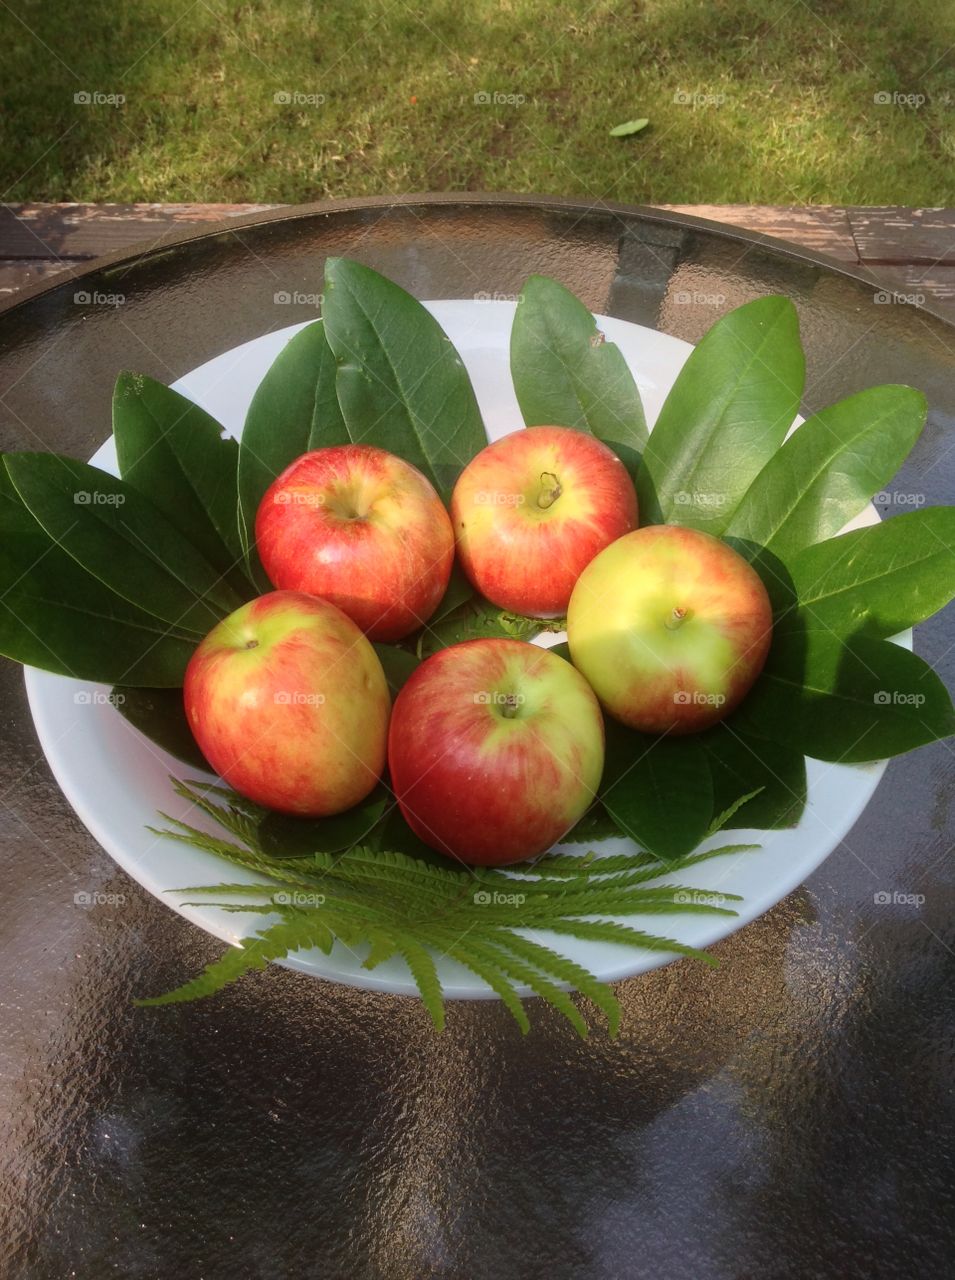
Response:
24,303,891,998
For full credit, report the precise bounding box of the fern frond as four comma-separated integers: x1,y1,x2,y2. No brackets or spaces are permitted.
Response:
493,931,621,1036
542,918,720,967
473,938,591,1038
707,790,765,836
423,931,531,1034
134,914,334,1007
391,936,445,1030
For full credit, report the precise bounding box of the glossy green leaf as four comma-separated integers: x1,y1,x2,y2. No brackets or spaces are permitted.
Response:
510,275,648,476
638,296,804,533
257,787,389,857
782,507,955,638
322,257,487,500
429,563,475,626
0,468,196,685
416,597,549,658
734,629,955,762
600,723,713,861
562,803,623,844
725,385,926,561
700,723,807,829
113,686,209,768
113,372,249,590
373,643,420,695
237,320,345,562
4,453,242,636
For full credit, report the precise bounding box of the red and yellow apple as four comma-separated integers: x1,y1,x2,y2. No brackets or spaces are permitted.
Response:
567,526,773,734
450,425,638,617
255,445,454,642
388,637,605,866
184,590,390,816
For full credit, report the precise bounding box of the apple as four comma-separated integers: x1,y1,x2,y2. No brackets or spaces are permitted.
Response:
449,425,638,617
184,590,390,816
255,445,455,642
388,637,605,866
567,525,773,734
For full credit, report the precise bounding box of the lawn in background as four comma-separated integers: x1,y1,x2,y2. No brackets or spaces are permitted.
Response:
2,0,955,204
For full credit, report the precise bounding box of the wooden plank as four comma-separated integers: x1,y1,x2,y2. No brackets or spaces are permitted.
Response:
654,204,859,263
847,206,955,265
0,203,283,260
861,263,955,319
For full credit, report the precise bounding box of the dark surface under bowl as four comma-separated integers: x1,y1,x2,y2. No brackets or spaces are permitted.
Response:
1,195,953,1280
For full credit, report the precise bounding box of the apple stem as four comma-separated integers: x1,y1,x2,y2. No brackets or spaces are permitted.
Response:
665,607,689,631
501,694,521,718
537,472,562,509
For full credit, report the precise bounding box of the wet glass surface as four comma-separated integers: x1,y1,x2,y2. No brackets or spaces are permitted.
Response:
1,197,953,1279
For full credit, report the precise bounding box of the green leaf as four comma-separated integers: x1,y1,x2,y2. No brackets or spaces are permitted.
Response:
600,724,714,861
724,385,926,562
256,789,389,857
782,507,955,639
5,453,242,636
372,643,420,695
609,118,649,137
416,596,546,657
237,320,345,565
638,296,804,533
0,467,197,684
562,803,623,844
429,562,475,625
700,723,807,829
510,275,648,476
113,372,249,588
735,629,955,762
322,257,487,500
113,686,209,768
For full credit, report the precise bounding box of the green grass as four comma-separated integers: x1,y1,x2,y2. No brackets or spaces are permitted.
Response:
2,0,955,203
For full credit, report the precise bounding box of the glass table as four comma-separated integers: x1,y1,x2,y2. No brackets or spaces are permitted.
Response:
1,195,953,1279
